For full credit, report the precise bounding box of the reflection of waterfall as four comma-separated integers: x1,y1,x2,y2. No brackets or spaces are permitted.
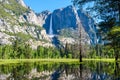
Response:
49,14,53,35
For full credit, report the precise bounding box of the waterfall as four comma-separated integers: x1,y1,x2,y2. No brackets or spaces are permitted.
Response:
49,15,53,35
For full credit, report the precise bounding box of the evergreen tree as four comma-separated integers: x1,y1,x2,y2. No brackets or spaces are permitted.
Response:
107,27,120,60
24,44,32,59
12,40,19,58
73,0,120,23
37,46,44,58
2,46,6,59
64,43,69,58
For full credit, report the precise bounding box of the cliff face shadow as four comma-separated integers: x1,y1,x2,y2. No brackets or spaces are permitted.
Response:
51,36,62,48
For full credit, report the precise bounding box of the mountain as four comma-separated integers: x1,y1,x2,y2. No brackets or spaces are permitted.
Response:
77,10,97,44
36,10,51,27
0,0,97,48
38,5,97,44
0,0,52,49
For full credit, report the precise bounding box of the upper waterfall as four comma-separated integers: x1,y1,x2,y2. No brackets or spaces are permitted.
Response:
49,14,53,35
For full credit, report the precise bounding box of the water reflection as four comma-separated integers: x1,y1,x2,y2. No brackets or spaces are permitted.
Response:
0,61,119,80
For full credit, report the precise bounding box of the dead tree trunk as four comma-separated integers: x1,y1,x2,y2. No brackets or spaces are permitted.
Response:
79,26,82,62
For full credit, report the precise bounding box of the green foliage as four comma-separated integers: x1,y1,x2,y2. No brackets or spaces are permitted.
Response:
87,45,116,58
0,40,32,59
3,31,33,42
36,46,44,58
0,5,13,19
68,54,72,58
19,22,43,30
73,0,120,23
0,0,29,26
108,26,120,42
97,22,120,60
2,0,28,16
15,32,33,41
24,44,32,59
1,45,11,59
0,40,74,59
108,26,120,60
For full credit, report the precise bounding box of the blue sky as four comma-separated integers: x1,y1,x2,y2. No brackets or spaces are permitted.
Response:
24,0,72,13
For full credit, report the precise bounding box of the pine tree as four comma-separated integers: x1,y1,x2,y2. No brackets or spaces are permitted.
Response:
24,44,32,59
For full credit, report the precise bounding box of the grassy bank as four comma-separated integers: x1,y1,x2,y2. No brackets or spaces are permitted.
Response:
83,58,115,62
0,59,79,65
0,58,116,65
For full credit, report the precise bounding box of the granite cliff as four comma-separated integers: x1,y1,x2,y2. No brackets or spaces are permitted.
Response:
0,0,52,49
0,0,97,48
38,5,97,44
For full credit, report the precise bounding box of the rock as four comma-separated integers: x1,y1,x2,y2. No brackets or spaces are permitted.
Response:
43,5,80,34
26,39,53,49
16,0,27,8
0,0,97,48
77,10,97,44
40,5,91,44
0,32,14,45
37,10,51,26
59,37,75,44
40,30,50,41
0,0,53,48
23,10,42,26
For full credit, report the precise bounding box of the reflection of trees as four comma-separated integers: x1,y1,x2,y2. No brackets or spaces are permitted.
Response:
87,62,119,80
54,63,91,80
36,62,60,72
51,63,83,80
80,64,83,79
0,62,120,80
0,65,12,74
114,62,120,80
32,62,61,80
67,61,115,80
7,63,33,80
0,62,61,80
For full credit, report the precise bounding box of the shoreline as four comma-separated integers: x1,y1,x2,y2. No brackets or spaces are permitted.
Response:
0,58,116,65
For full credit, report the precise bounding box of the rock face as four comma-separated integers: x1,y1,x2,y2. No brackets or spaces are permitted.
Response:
77,10,97,44
22,10,42,26
17,0,27,8
0,0,97,47
0,32,13,45
38,5,96,44
37,10,51,27
0,0,52,48
43,6,80,34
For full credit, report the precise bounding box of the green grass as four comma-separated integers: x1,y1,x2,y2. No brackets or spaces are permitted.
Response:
0,59,78,62
0,59,79,65
0,58,117,65
83,58,115,62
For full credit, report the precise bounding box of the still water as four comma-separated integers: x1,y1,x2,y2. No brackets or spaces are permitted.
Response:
0,61,119,80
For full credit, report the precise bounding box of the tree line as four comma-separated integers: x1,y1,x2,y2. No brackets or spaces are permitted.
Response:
0,39,117,59
0,40,74,59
